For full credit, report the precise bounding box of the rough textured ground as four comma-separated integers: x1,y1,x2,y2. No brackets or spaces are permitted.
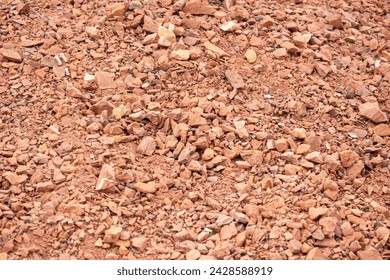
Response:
0,0,389,260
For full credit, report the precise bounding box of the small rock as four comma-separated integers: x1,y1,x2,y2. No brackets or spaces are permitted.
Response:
65,83,85,99
36,181,55,192
327,14,343,29
137,136,156,156
293,33,311,48
103,226,122,244
306,248,327,260
0,253,7,260
357,247,383,260
112,104,128,120
118,246,129,256
308,207,328,220
273,48,287,58
158,25,176,47
202,148,215,161
204,41,229,57
230,5,250,21
245,48,257,63
4,172,28,185
171,50,190,60
220,224,238,240
186,249,201,260
315,63,331,78
225,69,244,89
105,253,119,260
269,226,282,239
182,0,217,15
188,114,207,127
135,182,158,194
131,236,148,252
339,150,359,168
359,102,388,123
234,120,249,138
85,26,100,39
372,124,390,136
107,2,127,17
96,164,116,193
296,144,311,155
236,231,246,247
288,239,302,254
305,151,322,163
95,71,116,89
275,139,289,152
319,217,338,236
0,48,22,62
291,128,307,139
188,160,202,172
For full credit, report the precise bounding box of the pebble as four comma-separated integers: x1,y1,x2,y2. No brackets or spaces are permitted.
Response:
339,150,359,168
96,164,116,193
372,124,390,136
245,49,257,63
308,207,328,220
225,69,245,89
186,249,201,260
357,247,383,260
306,248,327,260
0,48,22,62
135,182,158,194
137,136,156,156
359,102,388,123
131,237,148,252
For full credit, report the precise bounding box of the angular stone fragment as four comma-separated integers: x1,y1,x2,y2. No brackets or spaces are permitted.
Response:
131,237,147,252
4,172,28,185
85,26,100,39
95,71,116,89
143,16,159,33
182,0,217,15
204,41,229,57
135,182,158,193
306,248,327,260
96,164,116,193
36,181,55,192
293,33,311,48
339,150,359,168
372,124,390,136
315,63,330,77
0,48,22,62
65,83,85,98
357,247,383,260
112,104,128,120
327,14,343,29
308,207,328,220
359,102,388,123
273,48,287,58
305,151,322,163
225,69,244,89
137,136,156,156
319,217,338,236
220,224,238,240
234,120,249,138
171,50,190,60
158,25,176,47
275,139,289,152
288,239,302,254
107,2,128,17
186,249,201,260
188,160,202,172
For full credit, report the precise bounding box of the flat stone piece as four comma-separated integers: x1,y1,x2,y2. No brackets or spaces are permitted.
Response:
225,69,244,89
